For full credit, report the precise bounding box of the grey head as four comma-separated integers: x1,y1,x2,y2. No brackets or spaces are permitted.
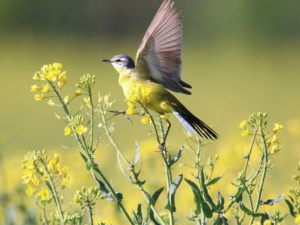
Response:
102,54,135,70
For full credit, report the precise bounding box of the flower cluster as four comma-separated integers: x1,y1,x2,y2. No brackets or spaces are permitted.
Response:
64,114,88,136
31,63,67,101
73,186,102,209
21,150,69,204
238,113,283,154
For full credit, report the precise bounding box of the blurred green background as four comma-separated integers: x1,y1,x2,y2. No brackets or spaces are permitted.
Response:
1,0,300,224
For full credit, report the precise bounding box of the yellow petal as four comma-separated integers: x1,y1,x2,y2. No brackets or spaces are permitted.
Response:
30,85,41,92
47,99,55,106
241,129,250,136
75,124,87,135
238,120,247,129
53,62,62,70
34,94,45,101
64,126,72,136
273,123,283,133
271,135,279,143
74,89,82,96
141,115,150,124
25,185,36,196
42,83,50,93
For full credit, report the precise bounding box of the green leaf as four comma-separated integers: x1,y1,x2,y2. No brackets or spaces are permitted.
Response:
170,146,184,166
165,174,183,212
285,199,296,217
200,168,217,210
147,187,164,225
184,178,201,215
185,178,213,218
231,186,246,202
261,193,284,205
217,191,225,210
133,141,140,165
206,175,224,187
239,202,263,217
132,203,143,224
79,151,88,163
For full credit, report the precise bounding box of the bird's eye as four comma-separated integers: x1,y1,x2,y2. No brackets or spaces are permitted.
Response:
116,59,121,62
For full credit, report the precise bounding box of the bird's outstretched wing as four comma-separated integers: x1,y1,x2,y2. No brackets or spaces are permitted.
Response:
135,0,192,95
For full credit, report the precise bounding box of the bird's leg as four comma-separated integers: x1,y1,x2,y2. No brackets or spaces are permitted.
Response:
159,119,171,152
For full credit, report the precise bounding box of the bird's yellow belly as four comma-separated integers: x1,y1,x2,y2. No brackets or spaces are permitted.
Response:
121,79,173,114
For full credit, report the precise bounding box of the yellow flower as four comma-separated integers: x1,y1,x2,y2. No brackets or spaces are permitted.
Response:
273,123,283,133
53,62,62,70
141,115,150,124
54,153,59,164
263,220,271,225
75,124,88,135
21,170,34,184
30,85,41,92
271,134,279,143
126,107,137,115
64,126,72,136
37,187,51,202
31,177,40,186
75,89,82,96
238,120,247,129
64,95,69,104
41,174,49,181
61,177,69,189
271,143,281,153
295,214,300,224
83,97,90,104
34,94,45,101
33,73,41,81
47,99,55,106
42,83,50,93
58,71,67,88
241,129,250,136
25,185,36,196
160,114,170,120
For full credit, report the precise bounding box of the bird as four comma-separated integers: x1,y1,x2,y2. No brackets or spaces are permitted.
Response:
103,0,218,141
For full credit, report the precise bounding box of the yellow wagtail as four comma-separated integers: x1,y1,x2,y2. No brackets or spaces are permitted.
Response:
103,0,218,140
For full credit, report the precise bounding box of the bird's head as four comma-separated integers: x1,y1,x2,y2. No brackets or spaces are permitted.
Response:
103,54,135,74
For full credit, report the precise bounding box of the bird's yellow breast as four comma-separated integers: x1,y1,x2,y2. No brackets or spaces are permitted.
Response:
118,70,174,114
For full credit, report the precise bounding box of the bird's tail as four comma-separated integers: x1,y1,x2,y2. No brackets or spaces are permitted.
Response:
172,103,218,140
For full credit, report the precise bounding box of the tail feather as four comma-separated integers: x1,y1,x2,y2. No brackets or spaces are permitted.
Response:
172,105,218,140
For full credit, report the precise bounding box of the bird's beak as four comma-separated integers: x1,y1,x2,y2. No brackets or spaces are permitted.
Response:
102,59,112,63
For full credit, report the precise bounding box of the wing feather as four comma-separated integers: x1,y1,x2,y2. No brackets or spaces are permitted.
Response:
135,0,191,94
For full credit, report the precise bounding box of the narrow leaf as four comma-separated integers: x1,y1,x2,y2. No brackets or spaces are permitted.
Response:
261,193,284,205
285,199,296,217
206,175,224,186
133,141,140,165
217,191,225,210
170,146,184,166
239,202,263,217
146,187,164,224
79,151,88,163
184,178,201,215
200,168,217,210
165,174,183,212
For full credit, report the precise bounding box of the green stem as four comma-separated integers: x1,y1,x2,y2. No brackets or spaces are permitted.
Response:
88,86,94,151
242,129,257,213
249,129,268,225
99,104,129,164
158,118,174,225
40,160,65,225
87,204,94,225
